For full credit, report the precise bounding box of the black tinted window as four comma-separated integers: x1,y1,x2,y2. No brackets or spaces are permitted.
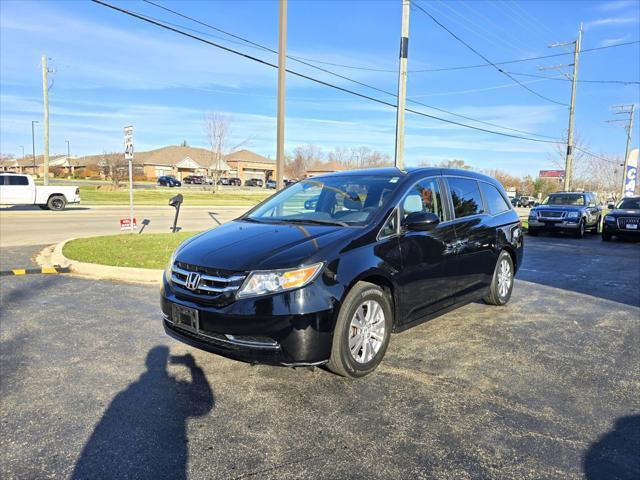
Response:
447,177,484,218
480,182,510,215
401,177,444,221
8,176,28,186
0,176,5,186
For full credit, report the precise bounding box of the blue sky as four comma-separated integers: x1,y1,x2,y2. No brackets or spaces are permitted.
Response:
1,0,639,175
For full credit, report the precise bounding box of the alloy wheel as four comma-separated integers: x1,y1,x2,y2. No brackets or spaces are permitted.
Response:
348,299,385,364
497,258,512,298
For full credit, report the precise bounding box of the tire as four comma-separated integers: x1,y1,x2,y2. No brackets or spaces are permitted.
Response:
47,195,67,211
527,228,538,236
590,217,601,234
327,282,393,378
483,251,514,306
602,232,612,241
574,219,585,238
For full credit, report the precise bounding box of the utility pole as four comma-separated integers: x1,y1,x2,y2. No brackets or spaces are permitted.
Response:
394,0,410,170
31,120,38,172
276,0,287,190
547,25,582,191
41,55,50,185
606,104,635,198
19,145,24,160
66,140,70,159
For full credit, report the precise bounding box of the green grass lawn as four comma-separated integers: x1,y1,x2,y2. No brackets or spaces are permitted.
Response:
79,186,271,206
63,231,199,269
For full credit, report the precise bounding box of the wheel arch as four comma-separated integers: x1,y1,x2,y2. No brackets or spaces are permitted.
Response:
341,271,398,327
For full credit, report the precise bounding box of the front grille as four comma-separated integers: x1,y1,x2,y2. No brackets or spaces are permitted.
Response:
539,211,565,219
171,261,245,300
617,216,640,229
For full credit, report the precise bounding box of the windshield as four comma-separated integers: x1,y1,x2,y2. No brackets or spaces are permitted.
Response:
617,197,640,209
542,194,585,206
245,174,403,226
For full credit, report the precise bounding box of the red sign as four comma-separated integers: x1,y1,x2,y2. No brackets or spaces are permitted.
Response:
120,218,137,230
539,170,565,178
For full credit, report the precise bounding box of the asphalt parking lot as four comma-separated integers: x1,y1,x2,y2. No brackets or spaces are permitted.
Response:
1,234,638,479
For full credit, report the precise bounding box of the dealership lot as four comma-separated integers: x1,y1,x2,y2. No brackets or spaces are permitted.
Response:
0,235,638,479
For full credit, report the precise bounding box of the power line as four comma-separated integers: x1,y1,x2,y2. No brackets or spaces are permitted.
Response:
140,0,563,140
411,0,568,106
573,146,620,164
506,71,640,85
409,40,640,73
143,0,640,76
92,0,564,146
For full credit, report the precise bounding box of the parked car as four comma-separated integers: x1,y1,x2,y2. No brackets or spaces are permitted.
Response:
284,179,297,187
245,178,264,187
158,176,182,187
527,191,601,238
161,168,523,377
602,196,640,241
511,196,535,208
183,175,205,185
217,177,230,186
203,176,214,185
228,177,242,186
265,179,277,189
0,173,80,211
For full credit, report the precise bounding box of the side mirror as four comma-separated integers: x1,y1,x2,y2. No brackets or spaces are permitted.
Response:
534,202,540,207
403,211,440,231
607,202,615,209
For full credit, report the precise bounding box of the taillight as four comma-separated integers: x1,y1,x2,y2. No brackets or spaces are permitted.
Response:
75,188,80,196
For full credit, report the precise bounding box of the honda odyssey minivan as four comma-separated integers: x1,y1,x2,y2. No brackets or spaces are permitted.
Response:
161,168,523,377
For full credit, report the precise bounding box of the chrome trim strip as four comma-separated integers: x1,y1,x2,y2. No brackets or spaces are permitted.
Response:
171,274,238,292
172,265,244,283
224,334,279,348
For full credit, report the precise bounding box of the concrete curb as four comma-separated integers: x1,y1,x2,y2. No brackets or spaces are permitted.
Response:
35,239,163,285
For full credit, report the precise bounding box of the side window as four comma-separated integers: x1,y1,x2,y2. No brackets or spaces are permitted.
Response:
401,177,444,221
479,182,510,215
379,210,398,238
7,176,29,186
0,176,5,186
446,177,484,218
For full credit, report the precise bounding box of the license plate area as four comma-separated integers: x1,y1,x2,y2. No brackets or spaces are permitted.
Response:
626,224,638,230
171,304,199,334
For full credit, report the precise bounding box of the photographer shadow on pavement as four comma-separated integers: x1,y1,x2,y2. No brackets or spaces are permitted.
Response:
583,414,640,480
72,346,214,480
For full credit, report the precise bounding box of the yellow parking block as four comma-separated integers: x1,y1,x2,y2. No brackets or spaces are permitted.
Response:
11,269,26,275
41,267,59,274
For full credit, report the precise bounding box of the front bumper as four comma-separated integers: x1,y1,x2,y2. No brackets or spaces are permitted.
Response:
161,280,337,366
528,219,580,231
603,222,640,236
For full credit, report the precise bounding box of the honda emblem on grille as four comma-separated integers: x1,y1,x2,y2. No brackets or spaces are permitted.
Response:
185,272,201,291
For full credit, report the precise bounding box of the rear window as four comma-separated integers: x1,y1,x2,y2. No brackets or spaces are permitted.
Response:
480,182,510,215
7,176,28,186
446,177,484,218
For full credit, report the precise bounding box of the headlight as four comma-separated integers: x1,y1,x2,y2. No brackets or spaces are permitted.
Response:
528,210,537,218
567,211,579,219
604,215,615,222
237,263,324,298
165,251,177,282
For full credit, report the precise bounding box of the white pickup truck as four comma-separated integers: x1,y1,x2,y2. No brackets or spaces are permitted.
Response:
0,173,80,210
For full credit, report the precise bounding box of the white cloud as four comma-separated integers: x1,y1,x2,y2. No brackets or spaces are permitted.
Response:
596,1,638,12
584,16,639,29
598,37,628,47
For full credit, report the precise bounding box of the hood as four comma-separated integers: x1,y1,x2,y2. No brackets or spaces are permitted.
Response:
608,208,640,217
175,220,356,271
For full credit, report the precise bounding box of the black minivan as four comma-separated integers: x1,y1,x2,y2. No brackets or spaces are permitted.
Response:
161,168,523,377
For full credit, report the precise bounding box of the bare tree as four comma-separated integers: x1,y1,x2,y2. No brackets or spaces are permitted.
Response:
98,152,128,187
286,144,324,179
204,112,249,192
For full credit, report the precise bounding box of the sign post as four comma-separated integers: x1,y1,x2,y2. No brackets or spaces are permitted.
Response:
124,126,135,232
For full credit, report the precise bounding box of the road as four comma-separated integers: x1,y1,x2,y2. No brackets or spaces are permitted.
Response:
0,205,529,248
0,205,251,247
1,234,638,479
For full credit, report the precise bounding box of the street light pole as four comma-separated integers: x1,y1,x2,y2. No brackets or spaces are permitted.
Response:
19,145,24,160
31,120,39,173
66,140,70,158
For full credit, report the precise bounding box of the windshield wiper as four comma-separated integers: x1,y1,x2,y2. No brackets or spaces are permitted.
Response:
283,218,349,227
